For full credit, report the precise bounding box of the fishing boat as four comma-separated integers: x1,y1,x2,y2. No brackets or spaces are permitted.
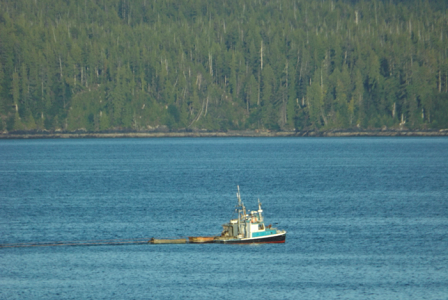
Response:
215,186,286,244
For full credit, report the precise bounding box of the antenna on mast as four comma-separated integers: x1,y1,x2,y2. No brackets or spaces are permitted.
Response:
236,185,246,219
258,198,263,221
237,185,242,206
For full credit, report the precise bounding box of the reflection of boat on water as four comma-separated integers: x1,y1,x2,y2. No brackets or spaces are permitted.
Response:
214,186,286,244
188,236,215,243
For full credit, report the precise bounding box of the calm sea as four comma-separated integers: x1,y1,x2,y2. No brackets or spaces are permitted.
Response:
0,137,447,299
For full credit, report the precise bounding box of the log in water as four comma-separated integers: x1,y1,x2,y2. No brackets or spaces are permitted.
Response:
150,238,186,244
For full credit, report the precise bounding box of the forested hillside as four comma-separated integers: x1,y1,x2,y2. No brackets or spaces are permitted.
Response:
1,0,447,133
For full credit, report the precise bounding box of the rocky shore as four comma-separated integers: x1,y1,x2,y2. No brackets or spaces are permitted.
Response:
1,129,448,139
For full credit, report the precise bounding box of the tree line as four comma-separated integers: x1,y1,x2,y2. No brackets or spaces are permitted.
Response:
0,0,447,132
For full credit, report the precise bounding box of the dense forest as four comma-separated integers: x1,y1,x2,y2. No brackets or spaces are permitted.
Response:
0,0,447,133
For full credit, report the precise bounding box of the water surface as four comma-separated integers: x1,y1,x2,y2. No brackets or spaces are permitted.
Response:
1,137,447,299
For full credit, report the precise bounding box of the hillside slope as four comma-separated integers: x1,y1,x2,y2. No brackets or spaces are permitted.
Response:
0,0,447,133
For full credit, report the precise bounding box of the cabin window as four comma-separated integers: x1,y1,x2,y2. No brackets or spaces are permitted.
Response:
258,224,264,230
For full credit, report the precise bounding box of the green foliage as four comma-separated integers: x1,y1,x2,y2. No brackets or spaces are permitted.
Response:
0,0,447,132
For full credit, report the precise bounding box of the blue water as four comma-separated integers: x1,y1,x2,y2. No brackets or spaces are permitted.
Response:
1,137,447,299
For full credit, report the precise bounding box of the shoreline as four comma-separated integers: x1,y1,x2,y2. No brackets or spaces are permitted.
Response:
1,129,448,139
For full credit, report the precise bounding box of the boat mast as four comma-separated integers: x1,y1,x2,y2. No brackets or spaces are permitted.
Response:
236,185,246,236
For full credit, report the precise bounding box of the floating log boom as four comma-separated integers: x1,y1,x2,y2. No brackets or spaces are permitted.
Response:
150,238,186,244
